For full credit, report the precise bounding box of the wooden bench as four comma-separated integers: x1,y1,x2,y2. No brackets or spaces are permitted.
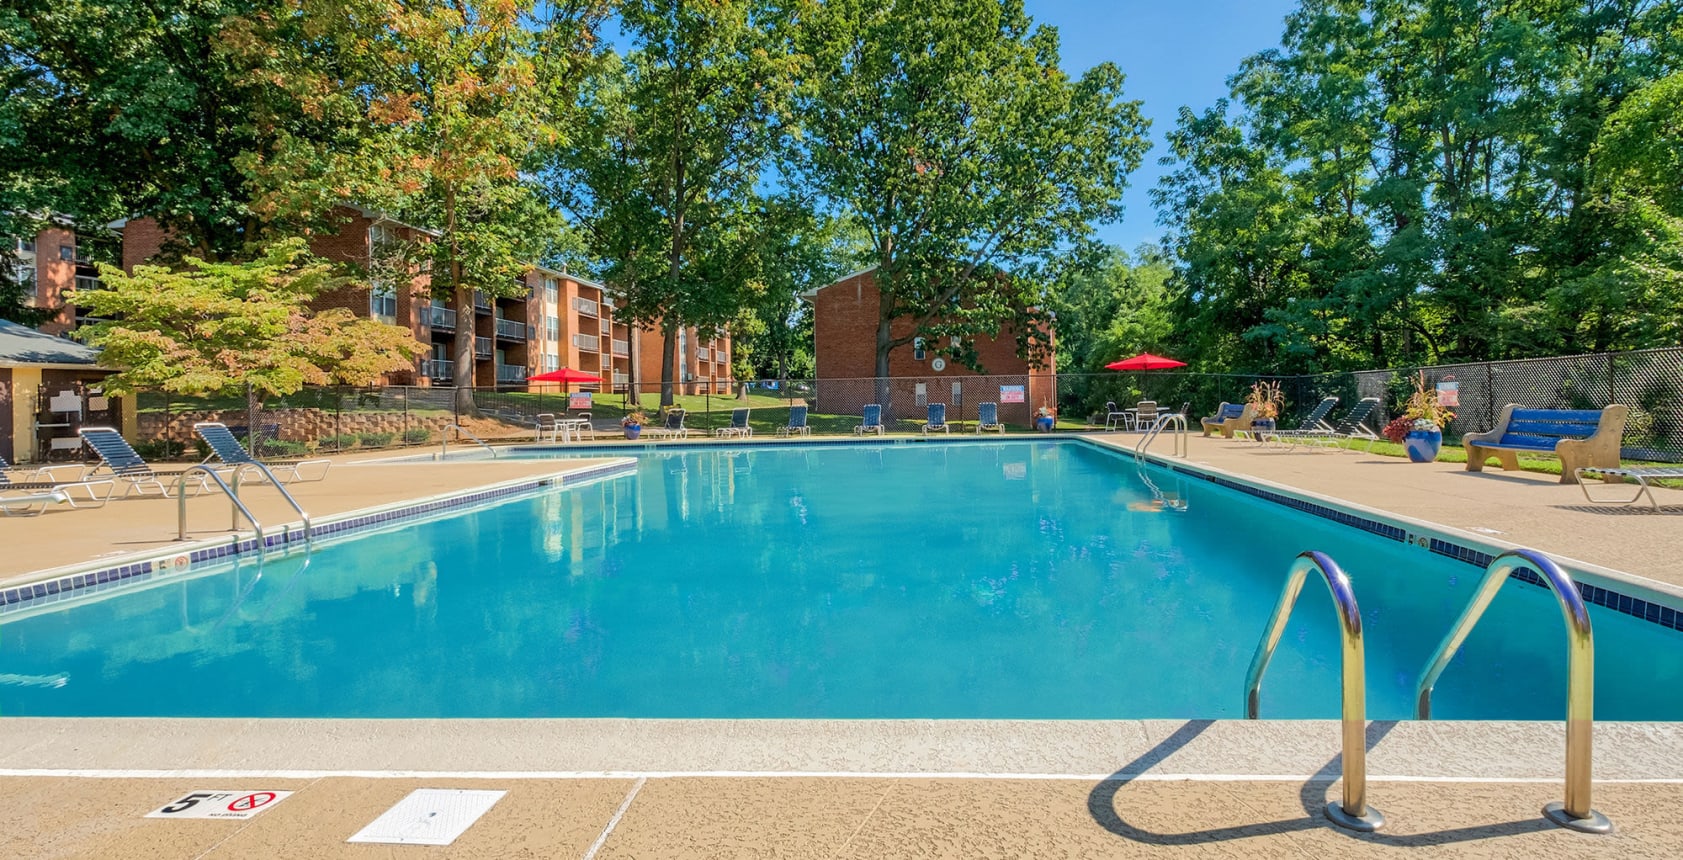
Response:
1200,402,1256,438
1462,404,1628,484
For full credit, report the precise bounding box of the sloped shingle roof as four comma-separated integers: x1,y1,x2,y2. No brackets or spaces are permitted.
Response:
0,319,101,367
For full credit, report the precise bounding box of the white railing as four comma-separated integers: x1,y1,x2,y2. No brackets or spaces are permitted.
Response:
612,339,629,357
696,347,711,361
474,336,492,358
600,318,611,334
428,306,456,330
424,359,453,380
496,364,526,383
495,318,527,340
573,333,599,352
573,296,598,317
612,372,629,385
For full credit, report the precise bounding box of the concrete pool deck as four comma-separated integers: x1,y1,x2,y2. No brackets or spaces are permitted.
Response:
4,433,1683,856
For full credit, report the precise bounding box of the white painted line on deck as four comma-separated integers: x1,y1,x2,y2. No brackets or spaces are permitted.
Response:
582,776,645,860
3,768,1683,784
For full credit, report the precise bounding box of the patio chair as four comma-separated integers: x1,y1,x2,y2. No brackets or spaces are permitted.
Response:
714,407,752,438
777,405,810,437
77,426,214,498
650,407,691,439
0,457,115,514
1200,402,1255,438
1104,401,1130,431
854,404,885,436
1258,396,1340,447
1133,400,1160,431
194,422,331,483
923,403,950,434
1299,397,1383,452
976,402,1004,433
1574,465,1683,509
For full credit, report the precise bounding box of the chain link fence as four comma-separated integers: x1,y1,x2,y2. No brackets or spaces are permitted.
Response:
127,346,1682,462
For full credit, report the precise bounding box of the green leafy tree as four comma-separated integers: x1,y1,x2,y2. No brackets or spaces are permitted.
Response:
69,239,426,396
543,0,800,405
244,0,602,412
793,0,1149,380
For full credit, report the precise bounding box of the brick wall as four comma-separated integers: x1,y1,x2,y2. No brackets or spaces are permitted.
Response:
32,226,78,334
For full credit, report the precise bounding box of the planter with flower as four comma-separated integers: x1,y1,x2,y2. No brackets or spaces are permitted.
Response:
1381,372,1455,462
1036,405,1056,432
1245,380,1284,433
621,410,647,440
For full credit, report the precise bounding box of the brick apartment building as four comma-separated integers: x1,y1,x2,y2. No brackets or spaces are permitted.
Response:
8,215,107,336
115,206,732,394
803,266,1055,425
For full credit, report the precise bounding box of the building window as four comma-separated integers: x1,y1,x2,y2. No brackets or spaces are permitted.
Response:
74,274,101,293
16,238,34,253
913,337,925,361
544,277,558,302
951,381,963,405
544,354,559,372
59,244,75,261
17,265,36,288
915,382,928,407
370,282,397,323
546,315,559,341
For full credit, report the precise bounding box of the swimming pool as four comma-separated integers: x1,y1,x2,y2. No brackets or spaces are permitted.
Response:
3,439,1680,720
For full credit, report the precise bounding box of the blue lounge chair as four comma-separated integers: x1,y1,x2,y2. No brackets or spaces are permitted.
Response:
976,402,1004,433
1259,396,1340,446
195,422,331,483
649,407,691,439
855,404,885,436
923,403,950,434
714,407,752,438
78,426,212,498
778,405,810,437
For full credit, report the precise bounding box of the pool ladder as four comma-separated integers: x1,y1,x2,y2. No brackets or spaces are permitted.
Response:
440,423,497,459
175,462,313,551
1134,413,1188,461
1245,547,1610,834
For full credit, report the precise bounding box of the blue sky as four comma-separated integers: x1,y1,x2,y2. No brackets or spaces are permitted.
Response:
1023,0,1298,253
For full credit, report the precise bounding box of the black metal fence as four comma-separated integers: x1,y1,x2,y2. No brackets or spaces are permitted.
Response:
131,346,1683,461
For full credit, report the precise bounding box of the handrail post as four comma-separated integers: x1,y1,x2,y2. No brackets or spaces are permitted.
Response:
1245,550,1384,832
1413,548,1611,833
175,465,265,552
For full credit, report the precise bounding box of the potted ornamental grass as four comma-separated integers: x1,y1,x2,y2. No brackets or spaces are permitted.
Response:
1246,380,1284,432
1381,372,1455,462
621,410,647,440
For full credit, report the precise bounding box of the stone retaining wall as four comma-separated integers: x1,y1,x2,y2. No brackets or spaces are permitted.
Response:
139,409,455,445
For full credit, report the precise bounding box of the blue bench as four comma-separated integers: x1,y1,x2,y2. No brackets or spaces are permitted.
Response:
1462,404,1628,485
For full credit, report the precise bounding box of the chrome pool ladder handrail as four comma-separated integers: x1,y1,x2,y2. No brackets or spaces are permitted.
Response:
177,464,263,551
1134,413,1188,461
1245,550,1384,832
441,423,497,459
1412,548,1611,833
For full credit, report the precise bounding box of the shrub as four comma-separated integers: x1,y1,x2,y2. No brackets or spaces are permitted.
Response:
359,431,396,448
135,439,186,460
322,433,360,450
258,439,309,457
402,428,432,444
1381,416,1415,444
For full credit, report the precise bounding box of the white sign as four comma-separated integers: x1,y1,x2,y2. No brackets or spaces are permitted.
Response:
347,789,507,846
1000,385,1026,404
147,790,293,820
1436,381,1459,407
569,392,592,410
930,357,947,372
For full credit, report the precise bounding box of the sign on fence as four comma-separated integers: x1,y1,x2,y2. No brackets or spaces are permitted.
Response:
1000,385,1025,404
1436,381,1459,407
569,392,592,410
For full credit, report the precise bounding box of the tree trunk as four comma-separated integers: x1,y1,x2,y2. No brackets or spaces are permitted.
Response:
625,320,640,407
445,181,475,417
874,309,893,407
660,326,677,407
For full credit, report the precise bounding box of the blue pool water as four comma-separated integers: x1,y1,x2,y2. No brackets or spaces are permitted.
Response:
2,440,1681,720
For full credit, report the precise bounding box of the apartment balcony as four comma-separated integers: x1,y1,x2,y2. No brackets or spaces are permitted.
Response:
494,318,527,341
474,336,492,359
473,291,491,313
600,318,611,335
423,359,453,381
611,338,629,357
572,333,600,353
428,306,456,331
696,347,711,361
573,296,599,317
496,364,527,383
612,372,629,385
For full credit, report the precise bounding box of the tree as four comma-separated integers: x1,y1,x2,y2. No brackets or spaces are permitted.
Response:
543,0,800,405
793,0,1149,381
243,0,603,413
69,239,425,397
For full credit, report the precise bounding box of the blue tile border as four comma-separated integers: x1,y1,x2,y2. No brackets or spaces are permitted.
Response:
0,459,635,617
1116,440,1683,635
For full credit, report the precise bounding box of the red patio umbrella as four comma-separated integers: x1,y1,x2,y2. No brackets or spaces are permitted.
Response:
1105,352,1187,371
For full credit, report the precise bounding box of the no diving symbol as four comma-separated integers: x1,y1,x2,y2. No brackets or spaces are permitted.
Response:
229,792,276,813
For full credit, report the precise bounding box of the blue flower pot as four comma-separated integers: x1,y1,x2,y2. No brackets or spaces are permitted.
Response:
1036,416,1054,432
624,425,641,440
1404,427,1442,463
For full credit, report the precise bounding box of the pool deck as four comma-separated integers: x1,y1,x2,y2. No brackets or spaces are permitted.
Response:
4,433,1683,857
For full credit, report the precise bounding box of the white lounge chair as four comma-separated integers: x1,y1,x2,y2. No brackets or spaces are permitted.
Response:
1574,465,1683,509
195,422,331,483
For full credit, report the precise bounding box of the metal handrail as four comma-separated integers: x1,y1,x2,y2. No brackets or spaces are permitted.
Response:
1413,548,1612,833
441,423,497,459
1245,551,1384,832
177,465,264,549
233,461,313,545
1134,413,1188,460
